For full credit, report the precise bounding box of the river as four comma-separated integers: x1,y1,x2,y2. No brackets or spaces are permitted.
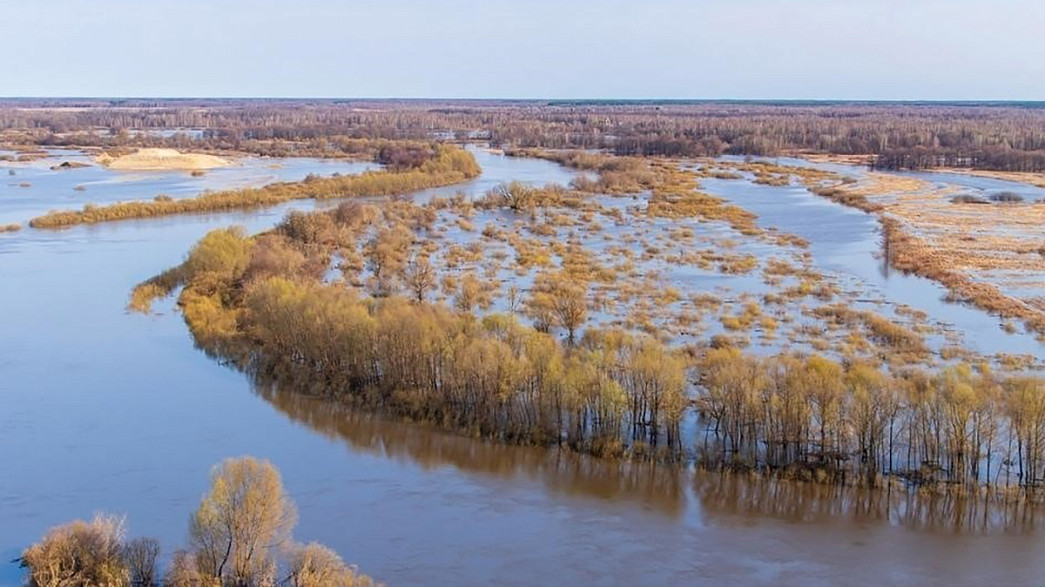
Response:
1,148,1042,586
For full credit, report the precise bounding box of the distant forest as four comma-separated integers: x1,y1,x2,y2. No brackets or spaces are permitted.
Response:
2,99,1045,172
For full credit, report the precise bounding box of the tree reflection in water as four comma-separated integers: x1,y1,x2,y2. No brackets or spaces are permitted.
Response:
253,378,687,518
254,377,1040,535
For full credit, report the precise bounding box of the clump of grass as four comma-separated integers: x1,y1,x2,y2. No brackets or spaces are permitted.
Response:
811,186,883,212
950,194,989,205
719,255,759,275
812,304,928,357
0,223,22,233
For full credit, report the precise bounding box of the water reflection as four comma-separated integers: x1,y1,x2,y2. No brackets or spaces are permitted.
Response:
256,376,1043,535
696,472,1039,535
253,380,687,518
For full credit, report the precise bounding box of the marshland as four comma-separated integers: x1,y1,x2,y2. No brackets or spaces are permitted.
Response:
4,99,1045,585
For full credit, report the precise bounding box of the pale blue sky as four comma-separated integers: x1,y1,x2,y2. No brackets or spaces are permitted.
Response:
2,0,1043,99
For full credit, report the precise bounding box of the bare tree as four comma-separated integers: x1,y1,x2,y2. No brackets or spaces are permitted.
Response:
506,285,520,314
493,182,535,212
403,254,436,303
162,550,206,587
189,457,297,586
124,537,160,587
531,271,588,345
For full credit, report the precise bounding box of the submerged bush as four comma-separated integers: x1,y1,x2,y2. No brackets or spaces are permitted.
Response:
950,194,989,205
990,191,1024,203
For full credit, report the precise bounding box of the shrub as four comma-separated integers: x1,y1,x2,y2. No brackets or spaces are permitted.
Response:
20,514,132,587
950,194,989,205
990,191,1024,203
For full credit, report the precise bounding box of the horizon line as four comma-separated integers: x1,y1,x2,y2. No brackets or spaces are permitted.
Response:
1,96,1044,106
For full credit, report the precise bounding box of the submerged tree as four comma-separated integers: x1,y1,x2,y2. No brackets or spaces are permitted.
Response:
530,271,588,345
402,253,436,303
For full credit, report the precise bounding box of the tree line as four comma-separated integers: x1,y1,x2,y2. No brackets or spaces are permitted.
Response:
4,100,1045,173
697,349,1045,489
872,145,1045,172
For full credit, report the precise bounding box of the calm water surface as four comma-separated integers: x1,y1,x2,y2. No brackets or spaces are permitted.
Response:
1,149,1042,586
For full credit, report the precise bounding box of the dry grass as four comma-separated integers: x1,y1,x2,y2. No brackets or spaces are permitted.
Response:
882,218,1045,334
785,163,1045,336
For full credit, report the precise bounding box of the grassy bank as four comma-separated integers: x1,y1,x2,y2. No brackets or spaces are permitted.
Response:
882,217,1045,334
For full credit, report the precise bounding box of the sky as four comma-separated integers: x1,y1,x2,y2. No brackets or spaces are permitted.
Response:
2,0,1043,100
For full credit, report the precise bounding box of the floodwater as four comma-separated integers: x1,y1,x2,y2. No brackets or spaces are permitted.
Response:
705,161,1044,359
2,147,1044,586
896,168,1045,202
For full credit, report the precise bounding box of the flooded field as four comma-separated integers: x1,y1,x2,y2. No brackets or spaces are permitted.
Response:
702,173,1044,360
3,146,1045,585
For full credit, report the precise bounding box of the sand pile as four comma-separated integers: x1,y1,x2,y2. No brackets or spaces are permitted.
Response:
97,148,232,171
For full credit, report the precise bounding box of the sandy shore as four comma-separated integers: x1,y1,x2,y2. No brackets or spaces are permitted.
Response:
97,148,232,171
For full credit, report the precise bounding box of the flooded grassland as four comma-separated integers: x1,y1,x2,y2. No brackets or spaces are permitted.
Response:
4,145,1045,585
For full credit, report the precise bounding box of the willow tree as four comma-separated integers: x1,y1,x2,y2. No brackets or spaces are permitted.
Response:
798,356,845,464
531,270,588,345
698,347,765,461
1005,377,1045,489
189,457,298,586
846,362,898,483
